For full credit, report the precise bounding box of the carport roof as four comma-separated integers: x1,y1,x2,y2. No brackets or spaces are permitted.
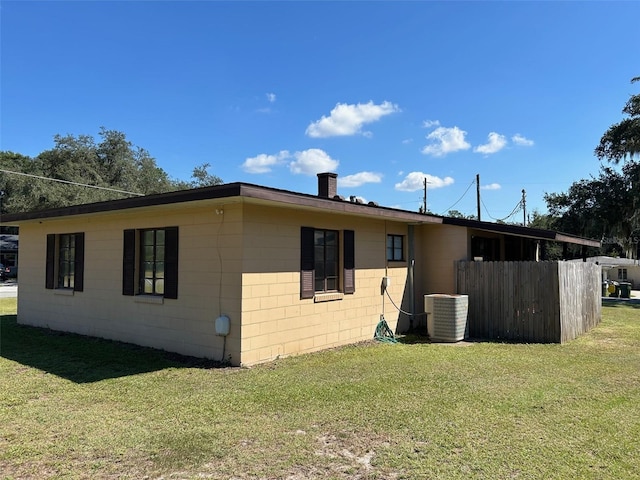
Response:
442,216,601,248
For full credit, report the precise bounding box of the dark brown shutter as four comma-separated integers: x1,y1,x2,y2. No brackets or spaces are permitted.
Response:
73,233,85,292
343,230,355,294
123,229,136,296
164,226,179,299
300,226,315,299
45,234,56,289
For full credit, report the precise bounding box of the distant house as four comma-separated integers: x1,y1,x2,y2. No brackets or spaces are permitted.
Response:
584,256,640,287
0,173,600,366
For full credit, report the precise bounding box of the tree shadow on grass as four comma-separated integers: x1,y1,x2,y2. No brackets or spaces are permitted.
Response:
0,315,229,383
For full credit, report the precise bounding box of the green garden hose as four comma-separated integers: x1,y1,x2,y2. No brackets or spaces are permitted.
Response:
374,315,398,344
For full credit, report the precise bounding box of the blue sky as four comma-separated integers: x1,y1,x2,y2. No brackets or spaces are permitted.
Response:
1,1,639,221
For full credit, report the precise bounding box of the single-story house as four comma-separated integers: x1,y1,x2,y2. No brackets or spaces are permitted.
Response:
582,256,640,287
0,173,600,366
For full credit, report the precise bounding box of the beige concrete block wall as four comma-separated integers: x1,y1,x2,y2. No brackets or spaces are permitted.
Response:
415,224,469,297
16,201,244,364
239,204,408,366
16,198,415,367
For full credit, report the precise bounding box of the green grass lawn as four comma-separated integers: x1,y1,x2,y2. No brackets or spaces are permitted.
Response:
1,298,639,479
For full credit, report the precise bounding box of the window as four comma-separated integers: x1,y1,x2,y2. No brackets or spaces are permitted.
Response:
315,229,339,292
471,236,500,261
58,234,76,288
45,233,84,291
300,227,354,299
140,229,165,295
387,234,404,261
618,268,628,280
123,227,179,299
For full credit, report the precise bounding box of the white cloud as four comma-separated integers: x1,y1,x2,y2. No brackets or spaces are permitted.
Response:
338,171,383,188
421,126,471,156
474,132,507,155
402,138,413,144
266,92,276,103
512,134,534,147
289,149,339,175
241,150,290,173
423,119,441,128
395,171,454,192
481,183,501,190
305,100,400,138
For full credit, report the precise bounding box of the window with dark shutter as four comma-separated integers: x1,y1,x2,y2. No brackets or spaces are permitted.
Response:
46,233,85,291
73,233,85,292
164,226,179,299
301,227,354,299
123,227,179,298
45,234,56,289
300,226,315,299
343,230,355,294
122,229,136,296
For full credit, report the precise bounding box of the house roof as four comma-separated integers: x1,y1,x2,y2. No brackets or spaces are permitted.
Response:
0,181,600,248
575,256,640,267
441,216,600,247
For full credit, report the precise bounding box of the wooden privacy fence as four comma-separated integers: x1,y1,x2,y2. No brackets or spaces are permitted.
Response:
456,261,601,343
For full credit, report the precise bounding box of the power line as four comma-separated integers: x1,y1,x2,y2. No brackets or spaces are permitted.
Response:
0,168,145,197
439,177,477,215
480,196,522,223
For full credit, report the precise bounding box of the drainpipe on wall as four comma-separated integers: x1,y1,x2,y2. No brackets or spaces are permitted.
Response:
408,225,415,331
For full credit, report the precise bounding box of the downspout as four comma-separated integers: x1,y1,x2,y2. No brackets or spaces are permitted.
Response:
408,225,415,331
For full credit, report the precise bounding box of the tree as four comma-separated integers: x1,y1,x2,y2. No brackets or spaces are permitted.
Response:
595,77,640,163
0,151,37,214
188,163,223,188
542,77,640,259
527,210,565,260
447,209,477,220
0,129,223,213
544,163,639,258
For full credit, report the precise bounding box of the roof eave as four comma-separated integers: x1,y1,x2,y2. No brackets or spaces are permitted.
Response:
0,182,444,225
442,216,600,248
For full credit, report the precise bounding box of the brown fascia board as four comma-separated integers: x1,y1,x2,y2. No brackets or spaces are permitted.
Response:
554,233,601,248
0,183,244,223
442,216,601,248
239,184,443,223
0,182,444,226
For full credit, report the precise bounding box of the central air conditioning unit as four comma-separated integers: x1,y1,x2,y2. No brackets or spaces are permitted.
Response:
424,294,469,342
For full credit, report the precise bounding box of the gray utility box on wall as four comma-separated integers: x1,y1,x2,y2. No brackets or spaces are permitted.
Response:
424,294,469,342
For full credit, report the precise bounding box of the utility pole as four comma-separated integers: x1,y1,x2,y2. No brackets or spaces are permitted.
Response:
423,177,427,214
421,177,432,214
476,174,481,221
522,189,527,226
